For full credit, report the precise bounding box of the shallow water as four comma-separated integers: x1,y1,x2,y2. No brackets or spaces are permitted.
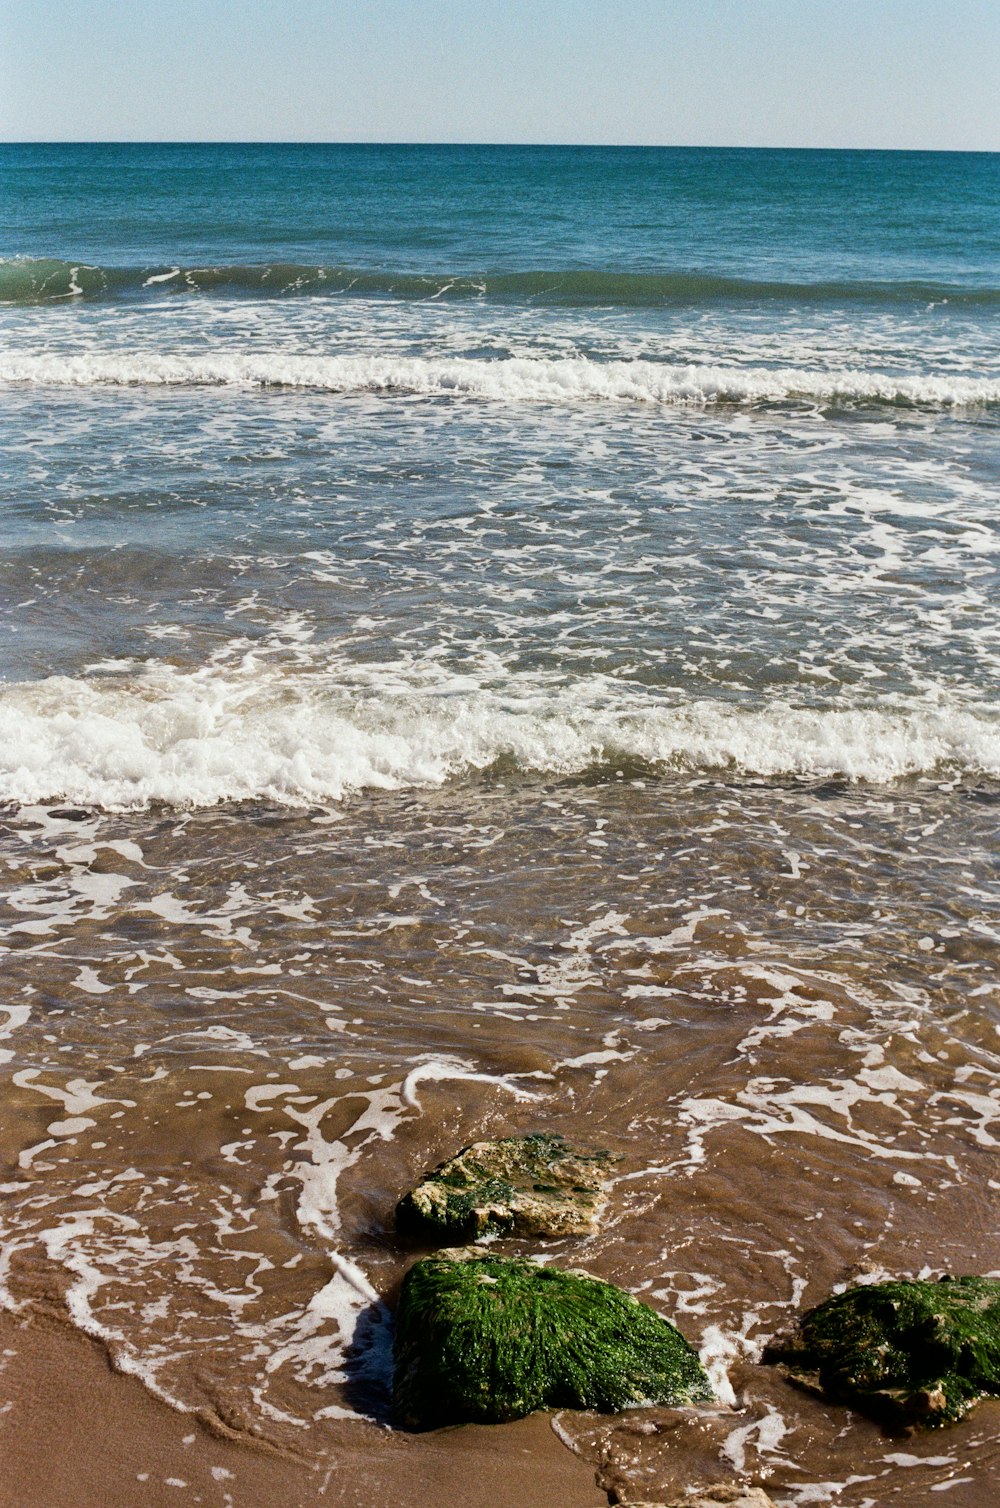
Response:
2,144,1000,1503
2,773,999,1500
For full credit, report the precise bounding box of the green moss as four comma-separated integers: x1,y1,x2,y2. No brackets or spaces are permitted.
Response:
764,1276,1000,1428
395,1133,614,1242
393,1253,714,1429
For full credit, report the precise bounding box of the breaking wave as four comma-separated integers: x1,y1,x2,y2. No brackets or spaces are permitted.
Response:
0,661,996,809
2,351,999,410
4,257,999,307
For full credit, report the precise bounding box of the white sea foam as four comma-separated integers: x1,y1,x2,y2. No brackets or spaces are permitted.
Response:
0,660,996,809
2,351,999,408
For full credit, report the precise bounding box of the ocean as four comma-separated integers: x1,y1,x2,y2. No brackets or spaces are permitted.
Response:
2,142,1000,1504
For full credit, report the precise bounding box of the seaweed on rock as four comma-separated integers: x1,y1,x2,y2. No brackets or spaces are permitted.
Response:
763,1276,1000,1428
395,1132,614,1242
392,1251,714,1429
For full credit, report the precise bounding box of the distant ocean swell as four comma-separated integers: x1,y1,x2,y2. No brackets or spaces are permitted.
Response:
0,664,996,808
2,258,998,308
3,352,999,409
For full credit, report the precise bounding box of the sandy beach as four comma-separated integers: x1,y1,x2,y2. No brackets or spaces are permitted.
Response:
0,1307,611,1508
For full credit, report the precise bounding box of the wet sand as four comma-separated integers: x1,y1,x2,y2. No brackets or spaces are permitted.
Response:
1,776,999,1505
0,1311,607,1508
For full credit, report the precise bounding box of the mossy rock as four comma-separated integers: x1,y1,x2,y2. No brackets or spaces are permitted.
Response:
763,1276,1000,1428
393,1251,714,1429
395,1132,614,1242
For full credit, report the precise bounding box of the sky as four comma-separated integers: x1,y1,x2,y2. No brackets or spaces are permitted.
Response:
1,0,998,151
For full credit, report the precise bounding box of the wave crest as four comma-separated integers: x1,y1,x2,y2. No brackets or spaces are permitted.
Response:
2,352,998,410
3,258,999,308
0,663,996,810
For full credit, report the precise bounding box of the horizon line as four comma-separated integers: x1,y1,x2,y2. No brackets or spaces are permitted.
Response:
2,139,998,155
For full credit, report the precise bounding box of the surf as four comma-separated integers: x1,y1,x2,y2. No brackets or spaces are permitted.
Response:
3,349,999,410
4,257,1000,309
0,658,996,809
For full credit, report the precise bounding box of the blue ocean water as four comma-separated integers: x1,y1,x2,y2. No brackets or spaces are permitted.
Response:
1,143,999,798
2,147,1000,1503
4,142,1000,292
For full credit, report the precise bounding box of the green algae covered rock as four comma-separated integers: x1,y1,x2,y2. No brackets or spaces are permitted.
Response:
393,1251,714,1429
763,1276,1000,1428
395,1133,615,1242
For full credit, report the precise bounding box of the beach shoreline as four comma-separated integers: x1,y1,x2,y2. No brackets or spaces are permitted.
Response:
3,141,1000,1504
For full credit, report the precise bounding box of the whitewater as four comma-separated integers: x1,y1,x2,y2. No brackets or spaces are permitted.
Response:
0,659,997,809
4,350,1000,408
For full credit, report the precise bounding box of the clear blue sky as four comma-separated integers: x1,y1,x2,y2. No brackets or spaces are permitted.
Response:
2,0,998,150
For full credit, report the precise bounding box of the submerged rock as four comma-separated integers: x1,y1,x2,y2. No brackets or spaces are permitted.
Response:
393,1251,714,1429
763,1276,1000,1428
395,1132,614,1241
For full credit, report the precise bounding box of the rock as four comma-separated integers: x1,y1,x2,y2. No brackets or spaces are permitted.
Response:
395,1132,615,1242
393,1251,714,1429
763,1275,1000,1428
